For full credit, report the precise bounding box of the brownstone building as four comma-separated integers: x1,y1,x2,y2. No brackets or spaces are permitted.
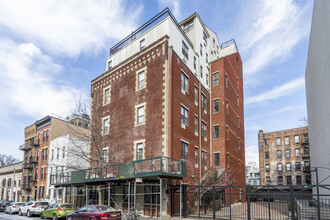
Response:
258,127,311,186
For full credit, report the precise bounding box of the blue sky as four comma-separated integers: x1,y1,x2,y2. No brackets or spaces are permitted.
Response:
0,0,313,165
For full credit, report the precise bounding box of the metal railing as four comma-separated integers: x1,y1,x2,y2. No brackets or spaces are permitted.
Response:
50,156,185,185
220,39,236,49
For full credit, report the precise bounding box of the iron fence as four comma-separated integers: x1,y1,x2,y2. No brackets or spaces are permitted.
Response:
171,184,330,220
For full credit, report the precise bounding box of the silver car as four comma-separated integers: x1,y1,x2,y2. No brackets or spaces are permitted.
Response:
5,202,25,214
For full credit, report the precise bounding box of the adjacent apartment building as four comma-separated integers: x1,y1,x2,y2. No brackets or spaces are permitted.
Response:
305,0,330,195
20,115,89,202
52,8,245,217
246,161,260,186
258,127,310,185
0,162,23,202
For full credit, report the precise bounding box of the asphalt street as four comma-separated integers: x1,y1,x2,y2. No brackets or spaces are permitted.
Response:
0,212,41,220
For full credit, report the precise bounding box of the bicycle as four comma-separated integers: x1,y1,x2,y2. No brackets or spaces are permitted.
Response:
122,209,143,220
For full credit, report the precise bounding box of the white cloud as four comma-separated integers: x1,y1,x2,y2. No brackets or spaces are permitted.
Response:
240,0,312,78
245,77,305,104
273,105,305,115
245,145,259,166
0,0,143,57
158,0,181,21
0,38,86,118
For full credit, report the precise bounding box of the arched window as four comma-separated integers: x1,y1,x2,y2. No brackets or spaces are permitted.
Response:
2,179,6,187
7,178,12,187
29,156,33,163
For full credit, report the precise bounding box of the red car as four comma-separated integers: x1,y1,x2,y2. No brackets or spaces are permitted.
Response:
66,205,121,220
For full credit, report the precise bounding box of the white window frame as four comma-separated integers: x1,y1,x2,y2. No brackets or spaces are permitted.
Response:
102,116,110,135
136,67,147,91
213,98,219,113
103,85,111,105
213,72,219,86
213,124,219,139
140,38,145,50
135,103,146,126
181,105,189,126
134,140,145,160
181,71,189,94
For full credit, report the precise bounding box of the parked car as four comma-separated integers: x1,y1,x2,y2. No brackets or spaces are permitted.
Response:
0,201,13,212
67,205,121,220
41,203,75,219
19,201,49,217
5,202,25,214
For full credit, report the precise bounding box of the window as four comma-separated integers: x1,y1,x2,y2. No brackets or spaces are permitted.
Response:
226,126,229,141
276,137,281,146
296,162,301,171
265,151,269,159
194,116,198,134
193,56,196,70
225,73,228,88
108,60,112,70
201,94,206,110
265,139,269,147
213,72,219,86
200,65,203,78
103,118,109,134
278,176,283,185
46,130,49,141
206,73,209,85
140,39,145,50
295,148,300,157
294,135,299,144
214,153,220,166
43,131,46,142
277,150,282,159
237,78,239,89
181,105,188,126
45,148,48,160
104,87,110,105
38,133,40,144
305,175,311,185
304,147,309,156
194,86,198,104
203,31,207,42
62,147,65,158
285,136,289,145
266,176,270,184
296,175,302,185
201,121,207,137
57,148,59,159
183,20,193,33
237,96,239,107
42,149,45,160
136,143,143,160
238,116,240,129
200,43,202,56
137,106,145,125
137,71,145,90
286,163,291,172
144,185,159,204
278,163,283,172
202,150,207,166
206,53,208,62
213,99,219,113
181,71,189,93
285,149,290,158
239,160,241,172
41,168,44,180
304,161,310,171
181,141,188,159
195,147,198,165
213,38,215,48
213,125,219,139
182,41,188,59
303,134,308,143
286,176,292,185
51,149,54,160
265,164,270,172
226,100,229,114
238,138,240,150
37,150,39,162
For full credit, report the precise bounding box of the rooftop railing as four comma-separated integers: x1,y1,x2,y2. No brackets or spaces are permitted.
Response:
220,39,237,49
109,8,176,56
50,156,186,186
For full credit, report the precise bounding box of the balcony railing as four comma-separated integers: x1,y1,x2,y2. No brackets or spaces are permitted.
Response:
220,39,236,49
50,156,186,185
21,183,32,190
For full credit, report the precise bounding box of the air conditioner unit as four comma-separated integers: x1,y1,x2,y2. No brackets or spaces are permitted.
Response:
181,124,186,129
181,55,187,63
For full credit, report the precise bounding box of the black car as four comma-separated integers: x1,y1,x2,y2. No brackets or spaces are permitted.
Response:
0,201,13,212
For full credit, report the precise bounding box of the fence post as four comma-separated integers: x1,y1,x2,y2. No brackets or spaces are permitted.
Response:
180,181,182,220
290,185,295,220
267,184,271,220
229,186,232,220
316,167,321,220
246,186,251,220
213,186,216,219
198,186,200,218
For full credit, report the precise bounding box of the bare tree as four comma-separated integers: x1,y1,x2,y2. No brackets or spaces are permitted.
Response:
299,115,308,126
0,154,19,167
